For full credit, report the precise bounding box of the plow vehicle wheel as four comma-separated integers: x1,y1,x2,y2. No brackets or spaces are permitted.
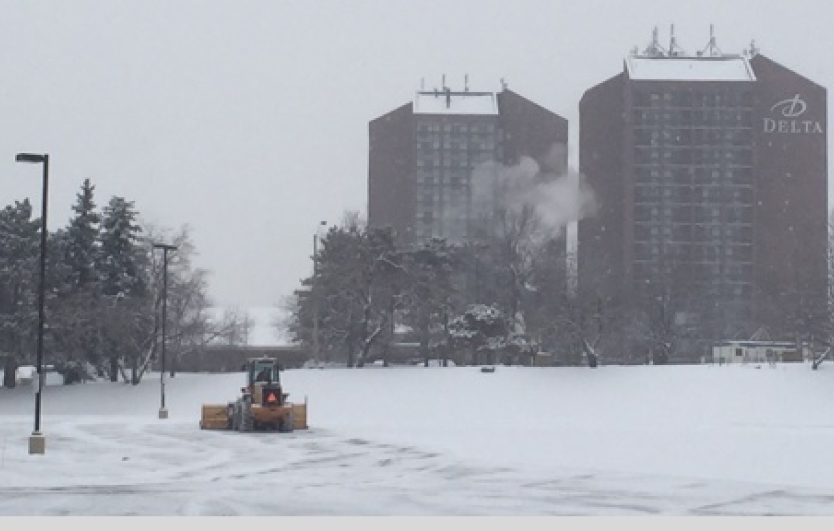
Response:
231,405,240,431
239,404,254,432
278,411,294,433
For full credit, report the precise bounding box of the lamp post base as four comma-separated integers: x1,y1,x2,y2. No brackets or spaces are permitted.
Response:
29,432,45,455
158,408,168,419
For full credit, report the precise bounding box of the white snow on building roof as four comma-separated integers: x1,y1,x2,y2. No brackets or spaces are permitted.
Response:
413,91,498,115
625,55,756,82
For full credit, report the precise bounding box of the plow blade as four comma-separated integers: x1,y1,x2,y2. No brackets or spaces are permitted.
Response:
291,401,308,430
200,404,231,430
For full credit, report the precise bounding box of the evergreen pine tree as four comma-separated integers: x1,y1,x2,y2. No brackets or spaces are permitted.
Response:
98,196,149,382
99,196,146,298
45,180,105,379
43,228,91,380
65,179,101,289
0,200,40,387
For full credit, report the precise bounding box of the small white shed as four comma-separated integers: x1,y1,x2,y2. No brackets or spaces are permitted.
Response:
712,341,808,364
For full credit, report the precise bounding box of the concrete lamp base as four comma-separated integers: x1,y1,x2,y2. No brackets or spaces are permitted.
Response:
29,432,45,455
158,408,168,419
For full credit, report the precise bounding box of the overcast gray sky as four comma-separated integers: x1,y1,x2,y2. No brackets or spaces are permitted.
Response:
2,0,831,308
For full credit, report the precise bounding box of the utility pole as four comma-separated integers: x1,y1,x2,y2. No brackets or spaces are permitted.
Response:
153,243,177,419
312,221,327,363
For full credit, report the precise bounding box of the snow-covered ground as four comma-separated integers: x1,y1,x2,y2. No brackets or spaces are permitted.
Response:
0,363,833,515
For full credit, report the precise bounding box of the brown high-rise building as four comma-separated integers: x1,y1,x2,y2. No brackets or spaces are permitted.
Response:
369,84,568,245
578,32,827,358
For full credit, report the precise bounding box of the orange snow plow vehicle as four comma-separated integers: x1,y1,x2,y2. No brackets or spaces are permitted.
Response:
200,357,308,432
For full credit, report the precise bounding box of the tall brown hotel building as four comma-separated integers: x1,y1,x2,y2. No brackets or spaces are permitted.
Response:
369,84,568,245
579,35,827,355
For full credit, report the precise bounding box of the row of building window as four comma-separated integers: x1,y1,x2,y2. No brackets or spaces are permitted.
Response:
633,243,753,261
633,263,755,277
416,138,498,151
417,170,471,184
634,185,754,204
636,167,753,181
416,122,497,135
633,109,752,126
417,196,470,208
414,219,470,241
633,147,753,165
634,205,753,223
417,158,475,169
632,90,753,108
633,262,754,278
634,180,755,190
634,128,753,146
417,151,496,167
633,264,754,281
632,276,753,298
417,180,471,190
634,223,753,242
633,268,753,283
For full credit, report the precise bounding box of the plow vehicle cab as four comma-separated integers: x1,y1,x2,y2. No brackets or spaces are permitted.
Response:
200,357,307,432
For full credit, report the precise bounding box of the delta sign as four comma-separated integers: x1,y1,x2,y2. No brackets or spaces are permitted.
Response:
763,94,824,135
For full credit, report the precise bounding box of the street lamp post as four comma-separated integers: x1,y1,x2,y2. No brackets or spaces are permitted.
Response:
15,152,49,455
312,220,327,363
153,243,177,419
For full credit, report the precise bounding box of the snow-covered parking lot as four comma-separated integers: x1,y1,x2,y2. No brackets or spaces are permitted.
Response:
1,363,833,515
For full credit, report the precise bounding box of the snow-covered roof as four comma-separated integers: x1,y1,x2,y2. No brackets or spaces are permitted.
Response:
625,55,756,82
413,91,498,115
714,340,796,348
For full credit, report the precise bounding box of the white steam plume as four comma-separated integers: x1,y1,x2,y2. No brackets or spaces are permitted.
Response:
470,142,597,237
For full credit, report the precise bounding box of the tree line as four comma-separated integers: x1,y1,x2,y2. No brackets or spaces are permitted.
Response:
284,210,586,368
286,209,834,368
0,179,248,388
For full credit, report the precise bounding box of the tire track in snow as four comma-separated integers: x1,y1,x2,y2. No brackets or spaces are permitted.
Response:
4,416,834,515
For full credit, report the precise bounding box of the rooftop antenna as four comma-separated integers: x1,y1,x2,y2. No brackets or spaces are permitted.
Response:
749,39,759,57
464,73,469,92
701,23,723,57
642,26,666,56
440,74,450,108
669,24,675,55
500,77,508,90
668,24,685,56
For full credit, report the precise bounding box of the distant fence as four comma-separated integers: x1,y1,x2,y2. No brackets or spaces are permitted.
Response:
176,342,543,372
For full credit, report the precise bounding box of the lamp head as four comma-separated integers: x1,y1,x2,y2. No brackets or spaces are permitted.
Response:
15,153,46,164
152,243,178,251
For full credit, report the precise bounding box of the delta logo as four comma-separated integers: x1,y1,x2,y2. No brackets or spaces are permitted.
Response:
763,94,824,135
